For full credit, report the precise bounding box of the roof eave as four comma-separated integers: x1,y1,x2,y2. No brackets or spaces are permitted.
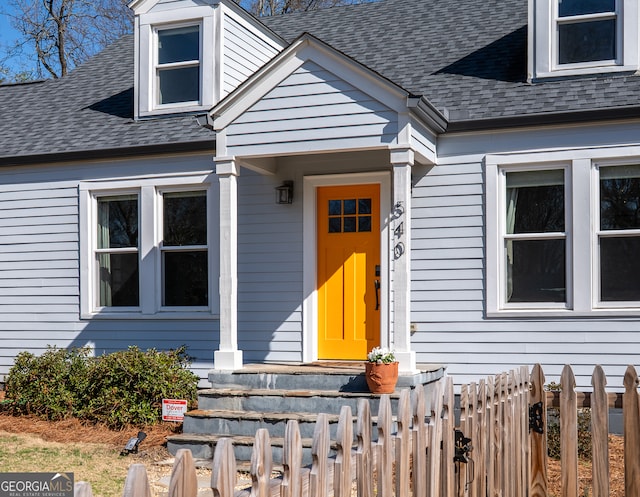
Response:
407,96,448,134
0,140,216,167
447,106,640,133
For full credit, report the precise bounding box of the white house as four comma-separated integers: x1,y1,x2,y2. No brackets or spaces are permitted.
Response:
1,0,640,389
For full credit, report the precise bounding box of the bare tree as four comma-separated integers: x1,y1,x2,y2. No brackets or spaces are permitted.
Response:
1,0,132,80
243,0,371,17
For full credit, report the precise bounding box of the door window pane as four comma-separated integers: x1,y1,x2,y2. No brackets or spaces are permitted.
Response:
327,198,374,233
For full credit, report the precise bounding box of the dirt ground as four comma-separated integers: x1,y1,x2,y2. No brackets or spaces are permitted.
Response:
0,413,627,496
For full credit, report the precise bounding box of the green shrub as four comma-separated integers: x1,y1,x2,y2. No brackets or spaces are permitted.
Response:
546,381,592,460
3,345,198,429
79,346,198,428
4,347,91,420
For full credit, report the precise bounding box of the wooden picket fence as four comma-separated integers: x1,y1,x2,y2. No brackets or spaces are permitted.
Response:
108,363,640,497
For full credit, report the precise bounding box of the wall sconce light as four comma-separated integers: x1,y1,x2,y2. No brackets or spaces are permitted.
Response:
275,181,294,204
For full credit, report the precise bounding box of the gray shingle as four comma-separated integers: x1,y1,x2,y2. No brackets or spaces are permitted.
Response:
2,0,639,163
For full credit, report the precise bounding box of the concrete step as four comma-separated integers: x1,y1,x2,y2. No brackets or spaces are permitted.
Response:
182,408,341,439
195,387,403,414
166,432,340,466
208,363,445,393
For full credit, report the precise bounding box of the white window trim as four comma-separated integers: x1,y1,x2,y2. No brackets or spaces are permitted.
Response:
154,22,202,109
487,147,640,317
486,160,573,314
136,7,216,118
80,175,218,319
530,0,639,80
592,159,640,310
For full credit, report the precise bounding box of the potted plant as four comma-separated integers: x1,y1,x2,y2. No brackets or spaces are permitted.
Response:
365,347,398,394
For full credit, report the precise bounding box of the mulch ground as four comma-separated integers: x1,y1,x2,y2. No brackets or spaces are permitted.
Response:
0,413,627,496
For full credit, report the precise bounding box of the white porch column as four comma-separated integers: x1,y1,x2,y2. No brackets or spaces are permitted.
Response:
390,147,417,374
214,157,243,370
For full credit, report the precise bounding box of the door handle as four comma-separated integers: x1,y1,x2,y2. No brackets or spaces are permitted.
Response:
374,279,380,311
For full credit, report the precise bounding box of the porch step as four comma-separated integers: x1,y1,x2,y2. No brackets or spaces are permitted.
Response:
167,432,318,465
169,363,446,464
195,387,403,414
182,408,341,439
207,362,444,392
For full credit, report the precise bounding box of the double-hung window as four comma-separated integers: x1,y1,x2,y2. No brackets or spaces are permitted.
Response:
557,0,617,65
503,169,567,306
156,25,201,105
81,178,214,318
488,152,640,315
531,0,638,79
161,191,208,307
597,165,640,304
96,195,140,308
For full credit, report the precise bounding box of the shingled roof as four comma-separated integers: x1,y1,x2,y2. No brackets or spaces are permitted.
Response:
0,36,215,165
1,0,639,164
262,0,640,128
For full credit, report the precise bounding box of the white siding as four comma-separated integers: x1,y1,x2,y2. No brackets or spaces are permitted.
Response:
225,61,399,157
411,123,640,390
0,156,218,384
222,13,280,97
237,170,304,362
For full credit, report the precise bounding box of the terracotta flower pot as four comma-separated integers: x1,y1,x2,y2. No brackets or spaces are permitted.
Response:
365,361,399,394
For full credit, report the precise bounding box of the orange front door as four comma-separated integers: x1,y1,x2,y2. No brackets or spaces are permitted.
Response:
317,184,380,360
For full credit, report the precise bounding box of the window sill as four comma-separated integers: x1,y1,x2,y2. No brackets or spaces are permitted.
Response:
487,308,640,318
533,63,638,82
81,311,220,320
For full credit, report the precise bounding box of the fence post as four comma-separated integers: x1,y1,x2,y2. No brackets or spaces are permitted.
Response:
396,389,412,497
167,448,198,497
442,376,455,497
624,364,640,497
74,482,93,497
591,365,609,497
309,413,330,497
412,386,428,497
356,399,373,497
560,365,578,497
122,464,151,497
428,379,444,497
250,429,273,497
377,394,393,497
334,405,353,497
529,364,547,497
282,420,303,497
211,438,237,497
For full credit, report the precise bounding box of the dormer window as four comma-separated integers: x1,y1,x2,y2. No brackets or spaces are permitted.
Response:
530,0,638,80
557,0,616,65
156,25,201,105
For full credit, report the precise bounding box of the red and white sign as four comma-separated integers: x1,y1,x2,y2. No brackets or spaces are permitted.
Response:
162,399,188,421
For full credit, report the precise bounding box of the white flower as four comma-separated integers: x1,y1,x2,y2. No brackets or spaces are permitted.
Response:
367,347,396,364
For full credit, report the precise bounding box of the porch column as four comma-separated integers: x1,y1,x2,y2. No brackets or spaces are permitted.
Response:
391,147,417,374
214,157,243,370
